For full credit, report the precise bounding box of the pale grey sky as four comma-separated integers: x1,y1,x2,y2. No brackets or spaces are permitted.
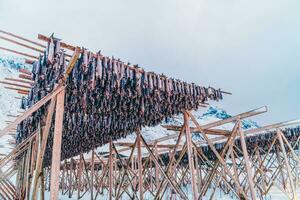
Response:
0,0,299,124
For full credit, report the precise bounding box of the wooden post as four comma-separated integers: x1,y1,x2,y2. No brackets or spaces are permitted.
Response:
149,154,153,191
154,142,159,189
193,149,200,190
61,161,65,194
78,155,83,199
49,88,65,200
40,170,45,200
239,120,257,200
136,129,144,200
25,140,32,200
68,160,72,198
91,148,95,200
184,112,198,200
109,138,113,200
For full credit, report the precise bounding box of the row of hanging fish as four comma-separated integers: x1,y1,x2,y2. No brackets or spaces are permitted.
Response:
17,36,224,164
163,126,300,163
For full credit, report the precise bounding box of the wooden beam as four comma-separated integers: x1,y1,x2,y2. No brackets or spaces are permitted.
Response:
115,142,183,149
64,47,80,79
162,125,230,135
49,88,65,200
19,68,32,76
0,29,45,48
38,34,76,51
90,148,95,200
109,138,113,200
5,78,34,85
18,90,29,95
24,141,32,199
0,80,32,89
25,59,35,64
0,46,38,59
184,112,198,200
0,35,43,53
77,156,83,199
19,74,32,80
136,129,144,200
4,86,29,93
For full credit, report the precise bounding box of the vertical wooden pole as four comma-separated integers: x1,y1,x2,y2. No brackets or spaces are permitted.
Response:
91,147,95,200
78,155,83,199
113,153,116,195
194,148,201,193
61,161,65,194
25,140,32,200
277,129,298,200
31,121,43,200
109,138,113,200
154,142,159,189
136,129,144,200
40,170,45,200
30,139,38,178
68,160,72,198
184,112,198,200
150,154,153,191
238,120,257,200
131,155,136,189
16,163,21,199
49,88,65,200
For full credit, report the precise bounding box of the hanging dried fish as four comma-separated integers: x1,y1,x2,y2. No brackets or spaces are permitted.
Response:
16,38,226,165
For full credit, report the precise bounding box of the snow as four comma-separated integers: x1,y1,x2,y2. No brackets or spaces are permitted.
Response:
41,184,300,200
0,55,27,155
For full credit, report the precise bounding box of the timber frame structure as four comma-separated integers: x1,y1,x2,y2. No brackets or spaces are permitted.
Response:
0,30,300,200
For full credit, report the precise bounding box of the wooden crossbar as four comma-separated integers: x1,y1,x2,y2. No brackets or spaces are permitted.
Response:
0,46,38,60
0,29,45,48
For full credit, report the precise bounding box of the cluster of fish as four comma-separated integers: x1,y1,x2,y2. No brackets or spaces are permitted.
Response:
17,37,224,164
160,126,300,164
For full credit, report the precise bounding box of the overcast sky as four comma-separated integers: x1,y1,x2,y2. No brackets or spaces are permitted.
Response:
0,0,299,125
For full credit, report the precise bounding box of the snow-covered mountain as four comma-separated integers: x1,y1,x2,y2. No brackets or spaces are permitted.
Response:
0,55,260,156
